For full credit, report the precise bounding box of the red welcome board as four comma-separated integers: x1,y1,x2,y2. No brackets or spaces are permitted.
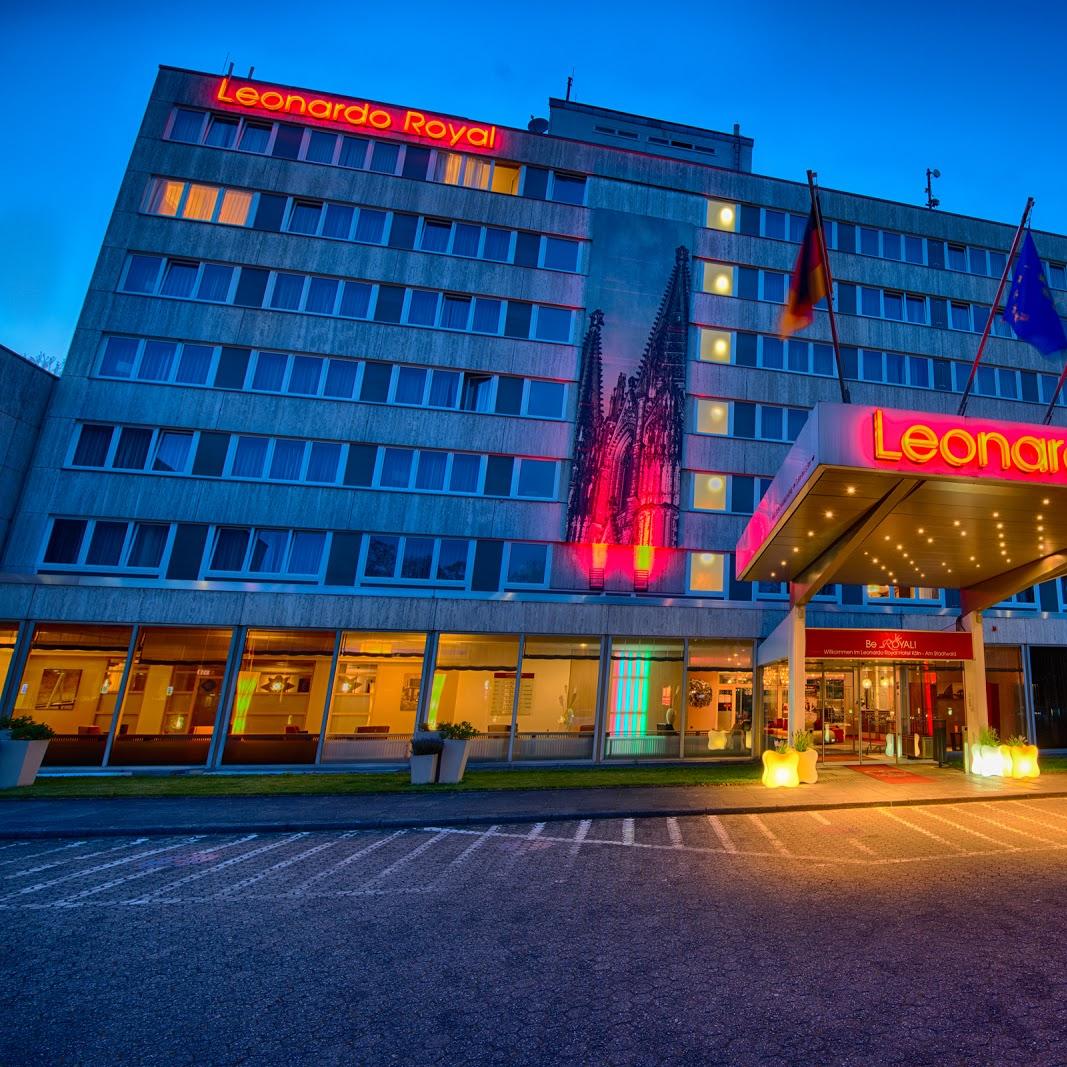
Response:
805,629,973,661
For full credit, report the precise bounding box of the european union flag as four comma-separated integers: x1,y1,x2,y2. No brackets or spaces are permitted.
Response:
1002,231,1067,358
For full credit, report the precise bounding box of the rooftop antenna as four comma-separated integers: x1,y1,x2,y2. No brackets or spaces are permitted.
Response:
565,72,574,102
225,59,234,77
248,66,255,78
925,167,941,209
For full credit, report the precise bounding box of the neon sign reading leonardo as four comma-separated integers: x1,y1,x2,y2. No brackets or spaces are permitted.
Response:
215,77,499,151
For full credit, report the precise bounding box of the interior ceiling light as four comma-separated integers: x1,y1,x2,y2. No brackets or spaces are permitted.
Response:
846,486,856,495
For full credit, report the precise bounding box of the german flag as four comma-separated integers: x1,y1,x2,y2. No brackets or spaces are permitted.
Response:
779,207,828,338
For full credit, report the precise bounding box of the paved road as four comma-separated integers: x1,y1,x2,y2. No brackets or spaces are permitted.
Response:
3,799,1067,1066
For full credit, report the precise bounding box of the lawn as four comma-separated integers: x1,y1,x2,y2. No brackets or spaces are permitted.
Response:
0,761,764,799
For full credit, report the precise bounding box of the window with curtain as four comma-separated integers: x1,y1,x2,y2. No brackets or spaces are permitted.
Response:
239,123,271,153
380,449,413,488
217,190,252,226
148,179,183,216
338,136,369,168
452,224,480,257
463,159,491,190
288,532,325,575
305,442,341,483
472,299,502,333
123,255,162,293
483,228,510,261
288,201,322,235
73,425,113,467
354,209,386,243
169,109,204,143
175,344,213,384
152,432,192,473
288,355,324,394
161,261,198,298
407,290,439,326
394,367,426,405
196,264,233,302
99,336,138,377
85,522,127,565
44,520,86,563
270,273,305,310
460,374,492,412
401,538,434,579
339,281,371,318
252,352,287,391
428,371,459,408
112,428,152,469
181,184,218,221
248,530,288,573
441,296,471,330
269,440,305,481
232,437,268,478
414,451,447,490
211,528,249,570
449,454,480,492
139,341,177,380
305,130,338,163
322,204,354,239
127,524,168,567
434,151,463,184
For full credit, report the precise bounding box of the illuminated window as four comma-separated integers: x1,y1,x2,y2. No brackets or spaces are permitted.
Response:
217,189,252,226
147,180,183,217
491,164,521,195
702,262,733,296
705,199,737,232
434,151,463,185
699,328,732,363
463,158,492,190
181,184,218,221
693,474,728,511
696,400,729,435
689,552,725,594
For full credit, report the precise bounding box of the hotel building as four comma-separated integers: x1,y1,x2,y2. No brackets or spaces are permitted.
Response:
2,65,1067,771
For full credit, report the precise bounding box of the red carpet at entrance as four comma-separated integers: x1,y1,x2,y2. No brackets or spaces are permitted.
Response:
848,765,932,784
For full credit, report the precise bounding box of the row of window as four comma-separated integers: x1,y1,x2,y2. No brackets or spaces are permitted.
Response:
69,423,561,499
695,399,808,442
708,200,1067,290
96,336,568,420
119,254,576,343
167,107,588,205
697,328,1067,404
144,177,585,274
700,260,1041,339
41,518,553,589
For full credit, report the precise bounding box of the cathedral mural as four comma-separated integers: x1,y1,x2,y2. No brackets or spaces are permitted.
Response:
565,247,691,587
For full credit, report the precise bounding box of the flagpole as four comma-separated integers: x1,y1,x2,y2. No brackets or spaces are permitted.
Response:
807,170,849,404
957,197,1034,416
1041,363,1067,425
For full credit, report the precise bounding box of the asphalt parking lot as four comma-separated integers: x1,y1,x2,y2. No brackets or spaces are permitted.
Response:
3,798,1067,1066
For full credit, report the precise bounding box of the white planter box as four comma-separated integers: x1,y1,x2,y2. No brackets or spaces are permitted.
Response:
0,740,50,788
437,739,471,784
409,753,439,785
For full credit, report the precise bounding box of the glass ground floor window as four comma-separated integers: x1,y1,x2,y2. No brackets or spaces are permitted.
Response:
513,636,601,761
685,640,753,757
429,634,521,761
12,624,133,766
604,639,684,760
321,631,427,763
222,628,335,765
0,624,17,706
110,626,232,766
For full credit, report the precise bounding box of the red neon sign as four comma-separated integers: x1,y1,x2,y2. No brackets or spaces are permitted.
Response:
872,407,1067,485
214,78,499,152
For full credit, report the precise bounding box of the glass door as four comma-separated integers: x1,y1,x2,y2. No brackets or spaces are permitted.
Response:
813,666,859,760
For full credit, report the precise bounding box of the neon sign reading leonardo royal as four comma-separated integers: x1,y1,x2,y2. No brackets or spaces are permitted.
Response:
215,77,499,151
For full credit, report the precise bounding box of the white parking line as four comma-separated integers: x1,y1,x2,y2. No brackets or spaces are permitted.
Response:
0,838,189,901
749,815,791,856
953,806,1062,846
5,839,144,880
622,818,635,845
126,834,289,902
355,831,450,890
528,823,545,839
876,808,969,852
217,833,357,896
287,831,405,895
915,807,1020,850
808,812,832,826
666,818,683,848
848,836,878,856
569,820,591,857
0,841,85,869
706,816,737,853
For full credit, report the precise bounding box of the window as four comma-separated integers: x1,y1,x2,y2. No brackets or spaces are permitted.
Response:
506,543,548,585
152,432,192,473
696,400,729,436
689,552,725,594
534,306,572,343
436,540,469,581
43,519,87,564
516,459,556,498
449,454,480,492
72,425,113,467
543,237,580,272
527,380,565,419
551,173,587,205
693,473,727,511
706,200,737,232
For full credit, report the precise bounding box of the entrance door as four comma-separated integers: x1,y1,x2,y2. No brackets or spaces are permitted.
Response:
811,663,900,762
856,663,896,760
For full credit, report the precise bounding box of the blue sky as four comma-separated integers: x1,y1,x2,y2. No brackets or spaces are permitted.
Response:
4,0,1066,365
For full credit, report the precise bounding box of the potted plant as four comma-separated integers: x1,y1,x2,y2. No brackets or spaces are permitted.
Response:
761,740,800,789
409,728,443,785
970,726,1011,777
1004,734,1040,779
437,720,479,784
0,715,55,788
792,729,819,784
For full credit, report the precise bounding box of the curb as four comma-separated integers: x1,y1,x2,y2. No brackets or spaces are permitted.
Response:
1,787,1066,840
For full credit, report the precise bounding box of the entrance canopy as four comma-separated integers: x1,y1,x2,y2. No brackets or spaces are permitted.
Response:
735,403,1067,613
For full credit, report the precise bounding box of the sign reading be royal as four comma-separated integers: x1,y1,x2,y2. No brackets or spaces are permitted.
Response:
214,77,500,151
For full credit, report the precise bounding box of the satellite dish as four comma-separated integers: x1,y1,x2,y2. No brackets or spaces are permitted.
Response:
528,117,549,134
